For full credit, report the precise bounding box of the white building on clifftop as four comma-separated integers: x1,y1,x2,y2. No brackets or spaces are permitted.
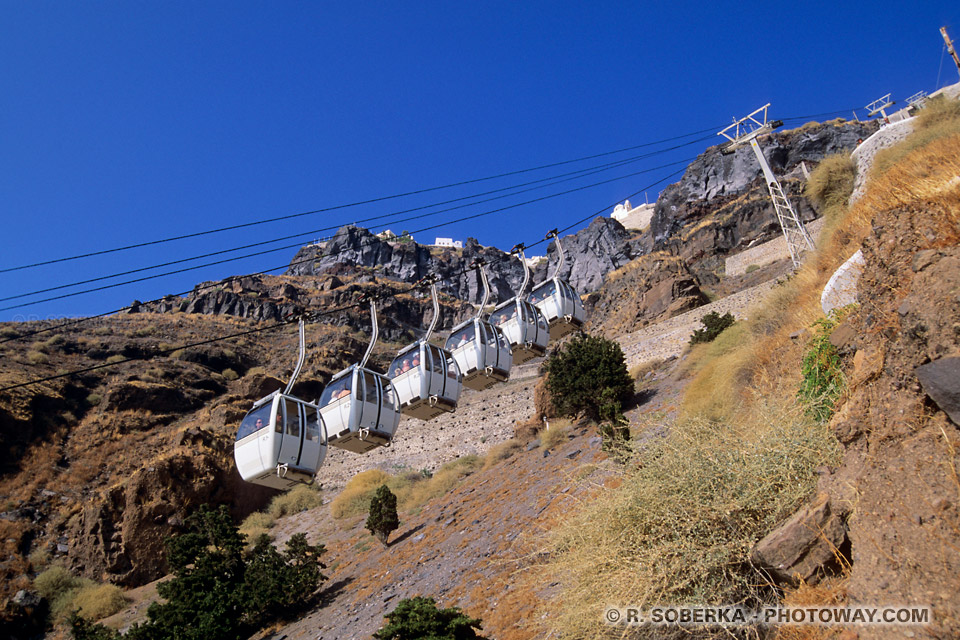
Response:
611,199,656,231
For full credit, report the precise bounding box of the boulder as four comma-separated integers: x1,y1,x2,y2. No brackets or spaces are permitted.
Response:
750,493,847,586
915,357,960,426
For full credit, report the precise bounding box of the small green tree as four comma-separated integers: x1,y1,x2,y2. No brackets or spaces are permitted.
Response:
366,484,400,546
373,596,487,640
689,311,735,345
543,333,633,421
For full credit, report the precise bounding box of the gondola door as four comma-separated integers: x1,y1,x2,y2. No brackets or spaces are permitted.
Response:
277,397,303,468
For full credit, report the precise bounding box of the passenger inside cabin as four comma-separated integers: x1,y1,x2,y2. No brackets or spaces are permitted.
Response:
412,354,420,368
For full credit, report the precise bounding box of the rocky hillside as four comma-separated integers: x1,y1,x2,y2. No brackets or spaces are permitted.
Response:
285,216,642,302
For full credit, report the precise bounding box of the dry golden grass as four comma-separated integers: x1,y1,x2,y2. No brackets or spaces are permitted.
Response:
239,511,276,545
539,404,839,639
72,582,129,621
539,419,572,450
268,483,323,518
329,469,392,518
482,439,524,470
871,95,960,178
330,455,487,520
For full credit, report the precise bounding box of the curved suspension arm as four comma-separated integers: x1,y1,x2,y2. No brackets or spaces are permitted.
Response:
283,318,306,395
359,299,378,369
474,260,490,319
512,243,531,299
546,229,565,279
424,281,440,342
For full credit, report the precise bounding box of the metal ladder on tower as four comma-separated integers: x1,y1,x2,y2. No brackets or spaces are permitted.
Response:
719,104,815,269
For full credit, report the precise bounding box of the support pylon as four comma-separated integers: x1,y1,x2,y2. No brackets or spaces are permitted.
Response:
718,104,814,269
942,26,960,79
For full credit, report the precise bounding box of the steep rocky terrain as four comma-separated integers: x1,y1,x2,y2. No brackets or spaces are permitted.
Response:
4,102,956,640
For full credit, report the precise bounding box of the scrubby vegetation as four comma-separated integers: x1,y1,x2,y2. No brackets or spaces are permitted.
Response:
542,408,838,638
34,566,128,623
543,333,633,421
374,596,487,640
872,94,960,177
69,505,326,640
798,312,847,423
688,310,735,345
806,153,857,210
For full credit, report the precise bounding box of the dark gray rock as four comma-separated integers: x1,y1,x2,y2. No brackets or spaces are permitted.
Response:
651,120,878,248
532,217,641,294
916,357,960,426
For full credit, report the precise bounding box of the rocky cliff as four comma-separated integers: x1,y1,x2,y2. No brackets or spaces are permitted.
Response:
646,120,878,288
285,218,641,302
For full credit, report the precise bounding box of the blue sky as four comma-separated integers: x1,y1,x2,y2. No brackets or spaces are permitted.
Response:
1,1,958,322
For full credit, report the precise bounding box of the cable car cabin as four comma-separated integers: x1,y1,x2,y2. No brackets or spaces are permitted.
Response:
388,342,463,421
488,299,549,365
234,393,327,490
319,365,401,453
528,278,585,340
444,318,512,391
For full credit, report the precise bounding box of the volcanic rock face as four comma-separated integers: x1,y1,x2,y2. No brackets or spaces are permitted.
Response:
651,120,878,248
286,219,640,301
532,217,641,294
584,252,709,338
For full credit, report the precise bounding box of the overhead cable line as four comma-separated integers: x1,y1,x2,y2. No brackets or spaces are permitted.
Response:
0,156,697,313
1,135,716,306
0,168,686,391
0,126,725,275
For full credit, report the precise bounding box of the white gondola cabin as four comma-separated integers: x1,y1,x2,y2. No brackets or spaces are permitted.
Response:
388,279,463,420
235,318,327,489
444,262,512,390
528,230,585,340
444,318,512,391
234,392,327,489
389,341,462,420
488,245,549,364
318,299,402,453
319,365,401,453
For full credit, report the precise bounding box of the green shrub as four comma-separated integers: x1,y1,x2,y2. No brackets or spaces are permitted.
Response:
798,314,846,423
805,153,857,209
366,485,400,546
86,393,102,407
221,368,239,381
689,311,736,345
745,263,761,273
105,354,127,365
27,350,49,365
70,505,328,640
544,333,633,421
374,596,487,640
330,470,392,519
268,484,323,518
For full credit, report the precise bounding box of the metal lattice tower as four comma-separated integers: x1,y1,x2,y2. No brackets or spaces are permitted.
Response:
718,104,814,269
866,94,894,125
